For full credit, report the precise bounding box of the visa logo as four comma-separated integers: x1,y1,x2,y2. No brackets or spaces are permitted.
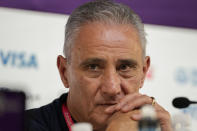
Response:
0,50,38,69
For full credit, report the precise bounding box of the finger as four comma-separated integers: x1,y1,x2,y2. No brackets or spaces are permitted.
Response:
156,109,172,131
157,111,171,124
105,93,141,114
154,102,166,112
115,93,140,111
121,94,152,112
130,113,142,121
152,103,172,131
154,104,171,123
105,105,117,114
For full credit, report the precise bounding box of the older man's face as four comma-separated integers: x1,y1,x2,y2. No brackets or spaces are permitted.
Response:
63,22,149,130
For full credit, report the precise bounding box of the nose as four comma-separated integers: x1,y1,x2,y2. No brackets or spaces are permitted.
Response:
100,68,121,99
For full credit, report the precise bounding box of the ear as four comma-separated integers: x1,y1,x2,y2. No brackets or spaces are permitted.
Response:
140,56,150,88
57,55,69,88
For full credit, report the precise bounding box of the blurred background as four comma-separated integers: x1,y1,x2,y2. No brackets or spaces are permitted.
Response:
0,0,197,130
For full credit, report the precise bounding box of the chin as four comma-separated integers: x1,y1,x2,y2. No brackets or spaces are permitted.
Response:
92,122,107,131
88,112,111,131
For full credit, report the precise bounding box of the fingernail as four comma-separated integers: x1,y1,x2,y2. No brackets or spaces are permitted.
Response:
131,114,142,120
121,106,129,112
105,106,115,114
116,102,124,110
115,105,121,111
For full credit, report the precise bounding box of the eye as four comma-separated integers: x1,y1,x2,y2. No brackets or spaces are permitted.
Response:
117,63,138,78
84,64,102,78
118,64,131,72
87,64,100,71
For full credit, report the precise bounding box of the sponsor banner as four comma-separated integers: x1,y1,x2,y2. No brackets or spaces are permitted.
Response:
0,0,197,29
141,25,197,130
0,7,197,130
0,7,69,109
0,50,38,69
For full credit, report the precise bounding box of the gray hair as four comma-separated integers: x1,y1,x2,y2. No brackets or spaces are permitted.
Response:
63,0,147,62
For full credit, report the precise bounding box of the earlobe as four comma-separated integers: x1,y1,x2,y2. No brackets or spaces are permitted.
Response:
57,55,69,88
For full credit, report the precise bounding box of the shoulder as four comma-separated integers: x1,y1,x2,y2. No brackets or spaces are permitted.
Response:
25,93,68,131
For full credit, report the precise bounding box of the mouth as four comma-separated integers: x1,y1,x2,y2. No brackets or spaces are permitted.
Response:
98,103,117,107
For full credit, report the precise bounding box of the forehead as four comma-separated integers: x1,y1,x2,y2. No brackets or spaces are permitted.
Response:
71,22,143,62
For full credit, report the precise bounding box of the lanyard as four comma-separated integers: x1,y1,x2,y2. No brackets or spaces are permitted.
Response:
62,103,74,131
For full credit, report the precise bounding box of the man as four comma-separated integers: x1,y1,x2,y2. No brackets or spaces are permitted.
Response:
25,0,172,131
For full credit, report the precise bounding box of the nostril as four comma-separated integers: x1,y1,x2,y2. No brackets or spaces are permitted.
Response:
100,84,121,96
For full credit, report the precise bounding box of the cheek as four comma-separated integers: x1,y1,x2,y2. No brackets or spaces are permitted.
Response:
70,72,99,103
121,77,141,94
82,77,102,105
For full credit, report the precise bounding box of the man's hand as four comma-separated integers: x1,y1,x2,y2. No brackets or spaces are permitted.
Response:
105,93,172,131
106,110,139,131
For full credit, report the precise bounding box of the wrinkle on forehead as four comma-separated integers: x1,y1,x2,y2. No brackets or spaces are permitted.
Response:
70,22,143,63
99,26,140,45
77,22,141,47
77,22,141,44
82,44,142,58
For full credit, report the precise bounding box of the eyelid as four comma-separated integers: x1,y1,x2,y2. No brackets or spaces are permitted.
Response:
84,63,103,70
117,63,136,70
127,63,137,69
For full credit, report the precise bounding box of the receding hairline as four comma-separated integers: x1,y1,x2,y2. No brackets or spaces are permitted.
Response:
63,0,147,62
66,21,144,62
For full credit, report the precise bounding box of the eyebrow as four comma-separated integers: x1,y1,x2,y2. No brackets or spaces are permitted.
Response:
117,59,138,67
80,58,138,67
79,58,106,67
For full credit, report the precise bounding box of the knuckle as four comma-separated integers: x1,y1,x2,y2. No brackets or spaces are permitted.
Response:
141,94,148,99
142,94,147,97
164,111,171,119
134,93,141,98
158,110,171,121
